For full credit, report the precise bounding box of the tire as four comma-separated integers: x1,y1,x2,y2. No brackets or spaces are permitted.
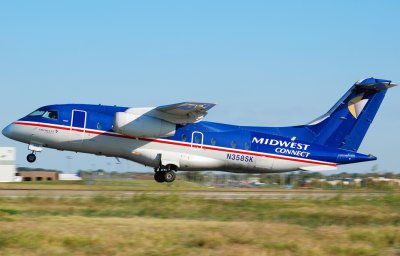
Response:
164,171,176,183
27,154,36,163
154,172,165,183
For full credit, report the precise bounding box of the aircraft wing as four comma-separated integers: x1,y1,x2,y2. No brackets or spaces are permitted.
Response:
153,102,216,124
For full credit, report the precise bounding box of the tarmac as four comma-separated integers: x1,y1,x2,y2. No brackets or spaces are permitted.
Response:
0,189,388,200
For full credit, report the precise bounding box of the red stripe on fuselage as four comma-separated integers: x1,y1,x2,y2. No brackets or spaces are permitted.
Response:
13,121,337,167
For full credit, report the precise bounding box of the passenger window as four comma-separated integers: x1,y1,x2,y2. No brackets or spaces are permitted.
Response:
181,134,187,142
211,138,217,146
231,140,237,149
244,142,251,150
97,122,103,130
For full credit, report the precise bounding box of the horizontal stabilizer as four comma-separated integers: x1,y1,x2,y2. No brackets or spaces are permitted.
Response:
355,78,398,90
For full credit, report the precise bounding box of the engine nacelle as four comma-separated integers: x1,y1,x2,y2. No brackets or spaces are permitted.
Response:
114,112,176,138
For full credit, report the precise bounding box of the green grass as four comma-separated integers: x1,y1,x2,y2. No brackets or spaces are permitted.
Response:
0,209,399,255
1,191,400,255
1,193,400,226
2,179,398,195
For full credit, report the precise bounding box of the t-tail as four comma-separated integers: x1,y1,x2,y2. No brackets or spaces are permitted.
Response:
306,78,397,152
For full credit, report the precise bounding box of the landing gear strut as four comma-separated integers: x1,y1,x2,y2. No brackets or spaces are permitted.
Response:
153,165,177,183
27,144,43,163
27,153,36,163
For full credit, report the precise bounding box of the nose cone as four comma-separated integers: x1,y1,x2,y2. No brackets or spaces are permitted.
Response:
2,124,13,139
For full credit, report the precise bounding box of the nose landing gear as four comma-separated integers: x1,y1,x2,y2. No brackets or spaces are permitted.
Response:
27,153,37,163
26,144,43,163
154,165,177,183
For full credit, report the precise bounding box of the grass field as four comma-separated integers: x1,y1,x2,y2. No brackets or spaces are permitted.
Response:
1,192,400,255
0,179,396,192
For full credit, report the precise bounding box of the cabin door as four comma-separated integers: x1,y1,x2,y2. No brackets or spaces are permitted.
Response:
69,110,87,143
191,131,204,149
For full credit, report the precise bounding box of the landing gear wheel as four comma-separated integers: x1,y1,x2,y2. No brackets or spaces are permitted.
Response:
164,171,176,183
27,153,36,163
154,172,165,183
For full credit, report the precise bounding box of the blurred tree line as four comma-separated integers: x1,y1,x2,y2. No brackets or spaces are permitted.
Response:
17,167,400,190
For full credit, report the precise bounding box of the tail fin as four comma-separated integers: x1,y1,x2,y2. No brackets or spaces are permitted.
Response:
307,78,397,152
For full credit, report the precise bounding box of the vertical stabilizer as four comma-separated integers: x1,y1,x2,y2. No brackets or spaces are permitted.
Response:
307,78,397,151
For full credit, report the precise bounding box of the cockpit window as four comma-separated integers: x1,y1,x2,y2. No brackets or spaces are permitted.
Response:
43,111,58,120
29,110,46,117
29,110,58,120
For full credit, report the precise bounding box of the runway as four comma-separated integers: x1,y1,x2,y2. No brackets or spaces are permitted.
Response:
0,188,388,200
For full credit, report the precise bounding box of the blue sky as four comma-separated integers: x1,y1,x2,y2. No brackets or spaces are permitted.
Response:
0,1,399,173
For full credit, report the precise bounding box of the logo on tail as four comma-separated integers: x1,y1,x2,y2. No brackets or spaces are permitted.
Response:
348,93,368,119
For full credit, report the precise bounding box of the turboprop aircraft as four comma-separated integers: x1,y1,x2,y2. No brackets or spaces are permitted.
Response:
2,78,397,183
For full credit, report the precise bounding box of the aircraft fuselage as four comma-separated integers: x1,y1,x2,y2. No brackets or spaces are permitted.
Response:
3,104,374,175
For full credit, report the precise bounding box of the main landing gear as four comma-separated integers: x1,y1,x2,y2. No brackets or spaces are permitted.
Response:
154,165,177,183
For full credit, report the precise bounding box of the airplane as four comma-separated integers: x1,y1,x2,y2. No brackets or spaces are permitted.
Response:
2,78,397,183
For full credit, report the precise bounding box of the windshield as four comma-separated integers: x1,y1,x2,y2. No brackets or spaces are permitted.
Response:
28,110,58,120
29,110,46,117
